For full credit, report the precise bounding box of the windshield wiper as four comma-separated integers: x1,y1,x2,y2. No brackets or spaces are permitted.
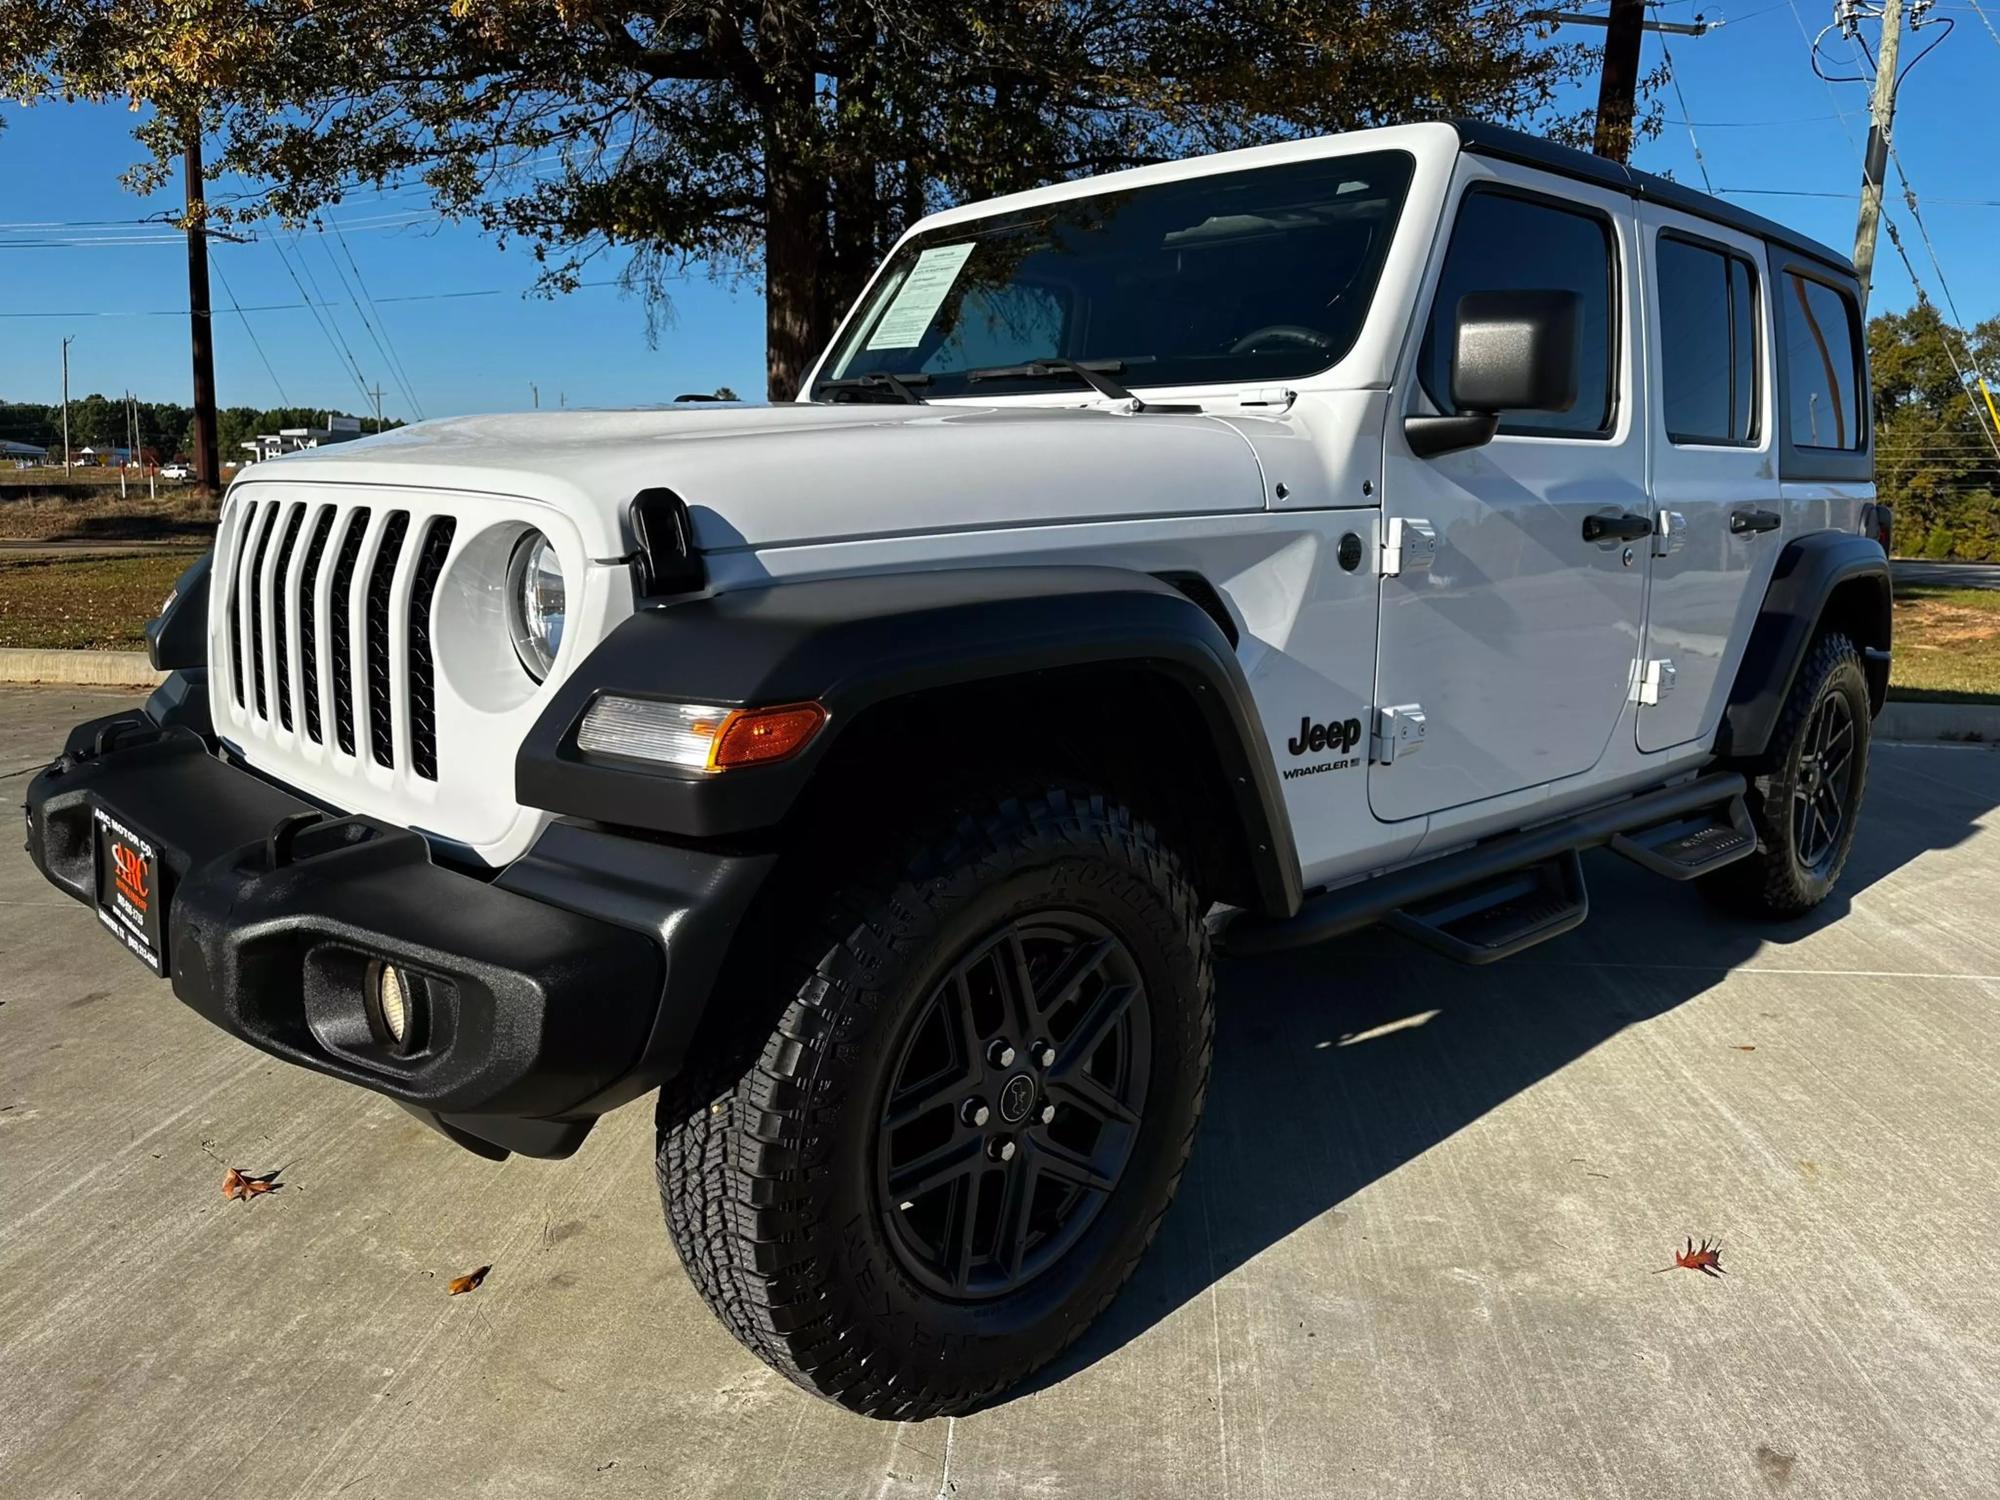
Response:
963,358,1196,413
818,371,930,405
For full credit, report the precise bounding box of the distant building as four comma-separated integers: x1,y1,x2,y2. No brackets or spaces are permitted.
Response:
240,416,366,465
1,439,49,464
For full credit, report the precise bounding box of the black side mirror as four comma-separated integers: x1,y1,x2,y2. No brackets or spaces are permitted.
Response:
1405,289,1583,458
1452,290,1581,413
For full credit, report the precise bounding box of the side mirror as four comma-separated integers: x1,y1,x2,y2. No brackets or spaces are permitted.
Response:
1405,289,1583,458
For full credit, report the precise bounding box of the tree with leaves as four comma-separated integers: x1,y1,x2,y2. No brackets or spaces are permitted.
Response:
4,2,1615,399
1869,302,2000,561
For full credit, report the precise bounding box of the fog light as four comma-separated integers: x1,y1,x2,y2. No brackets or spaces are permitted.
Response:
367,960,417,1051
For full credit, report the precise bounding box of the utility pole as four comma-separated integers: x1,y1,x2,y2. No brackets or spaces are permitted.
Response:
1595,0,1647,162
1852,0,1906,311
366,382,384,432
1529,6,1712,163
60,337,73,473
530,382,540,410
185,129,221,497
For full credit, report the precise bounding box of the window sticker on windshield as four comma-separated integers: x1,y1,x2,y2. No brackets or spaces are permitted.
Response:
864,242,976,350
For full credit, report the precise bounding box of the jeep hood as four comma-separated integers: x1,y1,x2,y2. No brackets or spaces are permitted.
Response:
245,402,1271,554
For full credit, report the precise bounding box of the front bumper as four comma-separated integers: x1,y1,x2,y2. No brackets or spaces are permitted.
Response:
24,704,771,1159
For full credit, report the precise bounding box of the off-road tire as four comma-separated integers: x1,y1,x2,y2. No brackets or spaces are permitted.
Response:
655,787,1213,1419
1702,631,1871,919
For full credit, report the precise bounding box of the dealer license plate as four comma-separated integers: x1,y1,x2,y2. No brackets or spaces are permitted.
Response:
93,804,168,975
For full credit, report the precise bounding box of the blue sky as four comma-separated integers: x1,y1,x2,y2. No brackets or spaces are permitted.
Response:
2,1,1994,420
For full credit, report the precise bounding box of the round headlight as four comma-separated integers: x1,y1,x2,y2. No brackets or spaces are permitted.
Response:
506,530,565,681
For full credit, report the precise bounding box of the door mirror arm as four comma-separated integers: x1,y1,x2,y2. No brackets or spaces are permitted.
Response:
1403,288,1582,461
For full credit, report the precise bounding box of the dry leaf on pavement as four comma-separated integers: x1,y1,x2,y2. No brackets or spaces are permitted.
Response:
222,1166,282,1202
1653,1236,1726,1277
448,1265,492,1296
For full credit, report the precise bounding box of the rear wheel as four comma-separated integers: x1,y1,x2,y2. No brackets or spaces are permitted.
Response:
1703,631,1871,918
656,787,1212,1418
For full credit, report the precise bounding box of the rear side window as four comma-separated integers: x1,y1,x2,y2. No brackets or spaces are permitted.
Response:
1781,272,1864,450
1657,235,1759,445
1419,188,1617,436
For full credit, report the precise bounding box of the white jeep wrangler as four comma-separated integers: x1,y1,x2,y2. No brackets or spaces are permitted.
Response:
28,120,1891,1418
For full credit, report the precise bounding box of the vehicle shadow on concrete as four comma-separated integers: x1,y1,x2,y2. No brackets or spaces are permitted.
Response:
1008,747,2000,1403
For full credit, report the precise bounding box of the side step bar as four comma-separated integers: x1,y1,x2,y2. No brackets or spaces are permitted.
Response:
1609,798,1756,881
1223,772,1748,959
1385,849,1589,965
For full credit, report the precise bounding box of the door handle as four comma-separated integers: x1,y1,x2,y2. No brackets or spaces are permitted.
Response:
1582,511,1654,544
1731,507,1783,536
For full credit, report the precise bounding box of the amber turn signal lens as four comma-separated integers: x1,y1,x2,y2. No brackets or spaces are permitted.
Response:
710,702,828,769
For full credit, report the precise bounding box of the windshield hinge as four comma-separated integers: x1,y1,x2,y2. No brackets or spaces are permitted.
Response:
1234,387,1298,412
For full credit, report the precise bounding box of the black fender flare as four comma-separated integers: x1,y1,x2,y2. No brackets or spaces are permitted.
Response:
1717,532,1891,763
145,551,211,670
517,566,1303,917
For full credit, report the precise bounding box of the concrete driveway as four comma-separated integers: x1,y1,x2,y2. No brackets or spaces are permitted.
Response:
3,686,1997,1500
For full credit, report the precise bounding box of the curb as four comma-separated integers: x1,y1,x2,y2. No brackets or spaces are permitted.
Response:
1878,700,2000,745
0,649,162,688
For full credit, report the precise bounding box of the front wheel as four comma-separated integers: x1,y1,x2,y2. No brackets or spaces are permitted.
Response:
1702,631,1872,918
656,787,1213,1418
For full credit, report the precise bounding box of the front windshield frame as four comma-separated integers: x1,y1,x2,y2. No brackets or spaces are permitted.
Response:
811,149,1417,403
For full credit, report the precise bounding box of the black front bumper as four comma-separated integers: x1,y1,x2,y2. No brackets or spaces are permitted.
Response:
25,706,771,1159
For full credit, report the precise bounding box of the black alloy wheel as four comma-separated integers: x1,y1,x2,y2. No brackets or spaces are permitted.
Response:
876,915,1151,1300
1702,630,1872,919
654,786,1213,1419
1792,689,1858,874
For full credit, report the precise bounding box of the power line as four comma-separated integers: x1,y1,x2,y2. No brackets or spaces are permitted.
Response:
209,256,291,407
1968,0,2000,46
290,229,381,404
1786,0,1868,151
0,274,693,319
1875,216,2000,461
312,228,414,418
0,209,446,251
1657,32,1717,194
266,234,376,410
1883,145,2000,458
1716,187,2000,206
323,216,426,421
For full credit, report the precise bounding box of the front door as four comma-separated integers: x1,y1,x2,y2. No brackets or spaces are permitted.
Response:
1372,168,1649,823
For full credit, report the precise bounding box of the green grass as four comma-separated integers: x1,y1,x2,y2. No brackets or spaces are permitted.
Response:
0,551,203,650
0,486,219,543
1889,584,2000,705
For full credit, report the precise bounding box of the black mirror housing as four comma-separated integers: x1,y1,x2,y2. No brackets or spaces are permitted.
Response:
1450,290,1581,416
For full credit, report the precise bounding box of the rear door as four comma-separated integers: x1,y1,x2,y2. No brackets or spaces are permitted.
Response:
1635,207,1783,752
1372,168,1649,823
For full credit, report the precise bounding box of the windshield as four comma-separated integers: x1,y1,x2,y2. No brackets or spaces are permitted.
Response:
815,150,1415,402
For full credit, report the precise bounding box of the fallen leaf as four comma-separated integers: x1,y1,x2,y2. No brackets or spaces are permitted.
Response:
223,1166,283,1201
1653,1236,1726,1278
1732,1044,1757,1052
447,1265,491,1296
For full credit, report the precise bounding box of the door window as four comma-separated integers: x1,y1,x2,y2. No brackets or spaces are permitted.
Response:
1418,187,1617,436
1657,235,1760,445
1781,272,1864,450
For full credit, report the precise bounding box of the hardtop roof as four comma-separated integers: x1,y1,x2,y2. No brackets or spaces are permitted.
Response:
1448,119,1855,278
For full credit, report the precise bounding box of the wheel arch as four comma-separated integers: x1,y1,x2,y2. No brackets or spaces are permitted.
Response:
517,565,1303,918
1717,531,1891,765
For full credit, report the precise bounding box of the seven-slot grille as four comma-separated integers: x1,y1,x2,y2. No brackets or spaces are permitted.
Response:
220,496,456,780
